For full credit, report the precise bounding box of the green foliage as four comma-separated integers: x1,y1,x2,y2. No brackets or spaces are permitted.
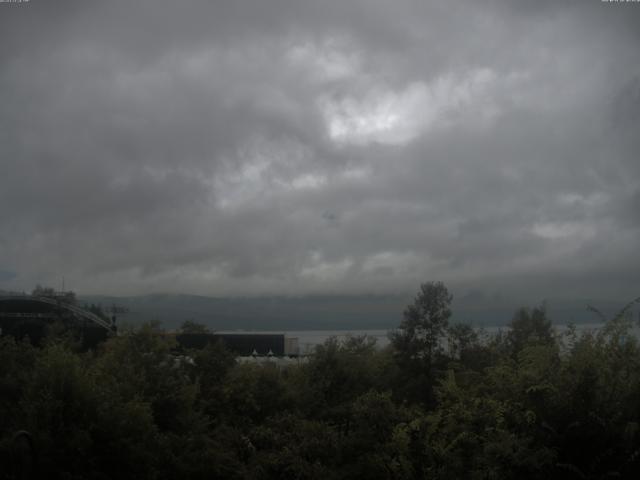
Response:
507,304,554,355
179,319,211,334
389,281,453,405
0,337,35,411
223,363,292,426
192,339,237,420
391,281,453,368
2,287,640,479
296,335,393,426
249,414,339,479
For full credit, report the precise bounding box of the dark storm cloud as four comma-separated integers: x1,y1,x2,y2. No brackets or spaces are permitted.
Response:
0,0,639,299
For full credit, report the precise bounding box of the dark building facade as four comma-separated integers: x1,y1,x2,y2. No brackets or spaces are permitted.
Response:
175,333,286,356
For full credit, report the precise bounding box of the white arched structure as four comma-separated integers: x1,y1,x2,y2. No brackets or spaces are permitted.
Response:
0,295,115,332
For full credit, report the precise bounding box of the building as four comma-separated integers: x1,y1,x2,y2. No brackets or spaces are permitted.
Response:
0,293,116,348
174,333,299,356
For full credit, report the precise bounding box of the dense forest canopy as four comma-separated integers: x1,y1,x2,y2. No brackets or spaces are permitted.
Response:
1,283,640,479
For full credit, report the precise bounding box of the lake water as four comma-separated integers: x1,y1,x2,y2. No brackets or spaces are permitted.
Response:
220,322,637,355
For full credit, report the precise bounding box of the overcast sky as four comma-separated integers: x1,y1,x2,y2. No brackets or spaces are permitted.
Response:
1,0,639,300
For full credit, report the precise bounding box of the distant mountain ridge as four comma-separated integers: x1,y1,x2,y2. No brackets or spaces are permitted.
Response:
76,293,636,331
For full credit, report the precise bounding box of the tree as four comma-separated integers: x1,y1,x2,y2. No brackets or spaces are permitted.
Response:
391,282,453,368
507,304,553,355
32,284,56,297
179,319,210,334
447,323,476,357
297,336,383,426
390,282,453,405
192,340,236,420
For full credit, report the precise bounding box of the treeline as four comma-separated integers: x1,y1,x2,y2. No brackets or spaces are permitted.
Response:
1,282,640,479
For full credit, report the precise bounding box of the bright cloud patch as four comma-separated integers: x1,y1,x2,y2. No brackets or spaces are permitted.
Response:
557,192,609,208
212,136,337,209
361,251,423,276
300,252,354,282
532,221,596,240
289,173,327,190
321,68,498,146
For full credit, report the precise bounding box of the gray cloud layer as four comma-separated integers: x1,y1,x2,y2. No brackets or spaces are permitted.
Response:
1,0,639,299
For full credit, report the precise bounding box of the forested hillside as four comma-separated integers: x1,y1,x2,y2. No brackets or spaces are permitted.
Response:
77,292,629,331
